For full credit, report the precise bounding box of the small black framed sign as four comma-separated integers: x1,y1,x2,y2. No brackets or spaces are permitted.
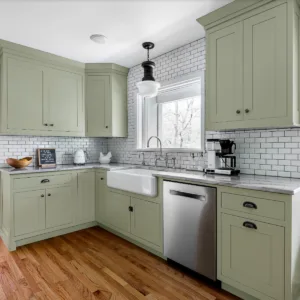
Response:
37,148,56,168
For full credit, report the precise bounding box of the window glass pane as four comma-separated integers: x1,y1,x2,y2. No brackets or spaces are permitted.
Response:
159,96,201,149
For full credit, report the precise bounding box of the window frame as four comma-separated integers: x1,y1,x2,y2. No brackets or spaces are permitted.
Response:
136,70,205,153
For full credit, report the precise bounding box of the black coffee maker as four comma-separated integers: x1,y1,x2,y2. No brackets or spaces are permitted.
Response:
219,139,236,155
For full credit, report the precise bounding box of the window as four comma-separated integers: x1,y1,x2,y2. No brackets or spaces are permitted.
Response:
137,71,204,151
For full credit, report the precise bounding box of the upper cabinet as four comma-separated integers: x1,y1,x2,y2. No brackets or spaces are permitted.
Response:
0,45,85,136
85,64,128,137
198,0,300,131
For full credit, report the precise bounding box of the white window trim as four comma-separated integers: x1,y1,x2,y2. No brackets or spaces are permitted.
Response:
136,70,205,153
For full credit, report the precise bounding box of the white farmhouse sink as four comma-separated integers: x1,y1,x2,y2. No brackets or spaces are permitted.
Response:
107,169,157,197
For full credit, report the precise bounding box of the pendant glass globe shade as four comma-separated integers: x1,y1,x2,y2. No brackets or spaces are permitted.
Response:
136,80,161,98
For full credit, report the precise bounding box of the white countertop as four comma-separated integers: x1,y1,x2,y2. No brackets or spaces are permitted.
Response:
1,163,300,195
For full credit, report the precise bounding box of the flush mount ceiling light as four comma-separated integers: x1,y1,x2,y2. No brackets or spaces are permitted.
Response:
136,42,160,98
90,34,107,44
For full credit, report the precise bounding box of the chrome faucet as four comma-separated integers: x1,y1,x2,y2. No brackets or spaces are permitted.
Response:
147,136,163,157
147,136,167,167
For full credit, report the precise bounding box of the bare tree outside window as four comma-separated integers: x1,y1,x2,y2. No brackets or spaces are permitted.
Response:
159,96,201,149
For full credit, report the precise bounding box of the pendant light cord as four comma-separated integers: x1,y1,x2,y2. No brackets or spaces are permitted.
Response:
147,48,150,61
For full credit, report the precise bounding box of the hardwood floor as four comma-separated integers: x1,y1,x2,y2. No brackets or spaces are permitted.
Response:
0,227,239,299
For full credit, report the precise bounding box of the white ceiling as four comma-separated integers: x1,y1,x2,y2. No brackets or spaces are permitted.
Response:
0,0,233,68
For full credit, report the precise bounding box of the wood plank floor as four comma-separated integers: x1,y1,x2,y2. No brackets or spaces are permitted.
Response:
0,227,240,299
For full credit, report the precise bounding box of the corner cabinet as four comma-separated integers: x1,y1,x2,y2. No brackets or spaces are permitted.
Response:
85,64,128,137
198,0,300,130
0,51,85,136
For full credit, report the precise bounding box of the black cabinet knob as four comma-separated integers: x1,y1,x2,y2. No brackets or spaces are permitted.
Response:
44,124,48,126
245,109,250,113
236,110,241,114
49,124,54,127
48,193,51,196
105,126,109,129
101,178,104,180
41,194,44,197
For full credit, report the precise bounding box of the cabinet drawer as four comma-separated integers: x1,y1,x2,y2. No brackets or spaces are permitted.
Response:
221,192,285,221
13,173,72,190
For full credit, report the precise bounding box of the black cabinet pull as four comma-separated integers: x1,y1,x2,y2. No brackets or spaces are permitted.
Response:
48,193,51,196
128,206,133,212
49,124,54,127
243,201,257,209
243,221,257,230
41,179,50,183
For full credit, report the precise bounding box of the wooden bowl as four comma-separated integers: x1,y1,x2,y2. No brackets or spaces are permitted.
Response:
6,157,33,169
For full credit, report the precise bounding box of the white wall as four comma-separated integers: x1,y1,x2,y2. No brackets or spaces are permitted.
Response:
108,37,300,178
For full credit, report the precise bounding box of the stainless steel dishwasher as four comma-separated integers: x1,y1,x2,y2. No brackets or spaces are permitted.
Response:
163,181,217,280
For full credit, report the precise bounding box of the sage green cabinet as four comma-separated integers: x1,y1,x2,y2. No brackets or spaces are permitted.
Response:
77,171,95,225
104,191,131,233
96,172,106,223
43,68,84,133
85,64,128,137
7,57,46,132
221,213,284,300
86,75,110,136
14,189,46,236
101,189,162,251
243,4,287,122
198,1,299,130
207,22,243,124
45,186,73,229
130,197,161,246
1,53,85,136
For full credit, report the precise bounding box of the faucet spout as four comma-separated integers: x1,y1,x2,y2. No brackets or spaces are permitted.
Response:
147,136,163,157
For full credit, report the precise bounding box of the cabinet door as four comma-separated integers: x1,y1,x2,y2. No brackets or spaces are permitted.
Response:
244,4,287,121
7,57,46,131
207,22,243,124
77,171,95,225
44,68,84,133
46,186,73,229
221,214,284,300
86,75,111,137
104,190,130,233
130,197,161,246
96,173,106,223
14,190,46,236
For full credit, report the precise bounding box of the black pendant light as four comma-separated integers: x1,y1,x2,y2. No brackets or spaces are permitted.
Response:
136,42,160,98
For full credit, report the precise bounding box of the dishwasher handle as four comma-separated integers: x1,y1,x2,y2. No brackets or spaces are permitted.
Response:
169,189,205,201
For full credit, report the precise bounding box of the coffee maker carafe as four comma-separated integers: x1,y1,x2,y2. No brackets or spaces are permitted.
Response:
219,139,236,155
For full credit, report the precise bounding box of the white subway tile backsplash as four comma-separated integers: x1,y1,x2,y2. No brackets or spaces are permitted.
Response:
103,37,300,179
0,135,107,167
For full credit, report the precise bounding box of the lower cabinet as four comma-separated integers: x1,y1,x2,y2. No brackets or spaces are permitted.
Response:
96,172,107,223
221,213,285,300
131,197,161,246
46,186,73,229
77,171,95,224
104,191,131,233
100,190,162,249
14,189,46,236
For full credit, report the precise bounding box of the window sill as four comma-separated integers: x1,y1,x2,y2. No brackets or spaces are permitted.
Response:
135,148,204,153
